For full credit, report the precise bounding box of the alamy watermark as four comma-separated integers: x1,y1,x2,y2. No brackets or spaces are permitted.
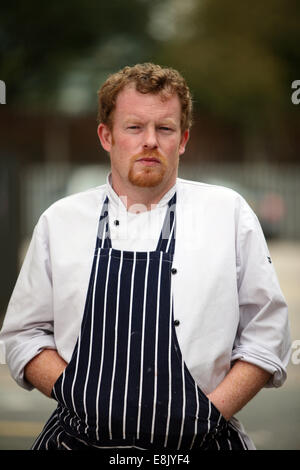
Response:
0,80,6,104
291,339,300,365
291,80,300,105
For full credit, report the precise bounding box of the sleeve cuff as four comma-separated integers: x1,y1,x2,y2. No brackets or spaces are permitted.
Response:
231,346,289,388
5,336,57,391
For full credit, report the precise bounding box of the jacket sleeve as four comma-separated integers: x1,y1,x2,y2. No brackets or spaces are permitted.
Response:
0,214,56,390
231,198,291,387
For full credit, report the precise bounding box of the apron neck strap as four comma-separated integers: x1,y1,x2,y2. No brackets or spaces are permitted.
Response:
155,192,176,255
97,196,112,249
97,192,177,254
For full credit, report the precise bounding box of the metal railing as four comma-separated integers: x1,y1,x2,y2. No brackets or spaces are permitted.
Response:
20,162,300,240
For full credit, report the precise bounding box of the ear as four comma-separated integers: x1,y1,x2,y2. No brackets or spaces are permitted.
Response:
97,123,113,152
179,129,189,156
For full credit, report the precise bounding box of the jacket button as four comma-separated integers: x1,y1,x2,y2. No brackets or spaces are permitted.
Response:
174,319,180,326
171,268,177,274
114,219,120,226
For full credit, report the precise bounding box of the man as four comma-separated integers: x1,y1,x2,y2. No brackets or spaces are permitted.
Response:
0,63,291,450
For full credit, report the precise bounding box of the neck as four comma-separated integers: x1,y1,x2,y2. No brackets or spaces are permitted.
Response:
110,174,176,213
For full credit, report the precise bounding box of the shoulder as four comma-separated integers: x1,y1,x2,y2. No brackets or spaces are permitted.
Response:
35,184,107,232
176,177,258,227
46,184,106,212
176,177,246,206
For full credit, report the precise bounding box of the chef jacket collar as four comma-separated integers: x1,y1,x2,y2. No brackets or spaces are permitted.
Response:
106,173,177,213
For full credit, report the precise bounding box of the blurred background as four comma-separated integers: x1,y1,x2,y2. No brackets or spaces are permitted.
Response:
0,0,299,450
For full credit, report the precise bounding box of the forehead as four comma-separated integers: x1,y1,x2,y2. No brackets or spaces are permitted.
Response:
114,85,181,122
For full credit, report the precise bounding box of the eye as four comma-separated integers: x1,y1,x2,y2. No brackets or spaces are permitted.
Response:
126,125,141,131
159,126,174,132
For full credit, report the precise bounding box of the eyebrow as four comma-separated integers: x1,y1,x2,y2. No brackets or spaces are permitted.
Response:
124,116,178,126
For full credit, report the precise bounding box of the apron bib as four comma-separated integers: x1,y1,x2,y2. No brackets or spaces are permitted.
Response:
32,193,248,450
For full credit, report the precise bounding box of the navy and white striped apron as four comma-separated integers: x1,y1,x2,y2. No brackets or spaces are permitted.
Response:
32,193,248,450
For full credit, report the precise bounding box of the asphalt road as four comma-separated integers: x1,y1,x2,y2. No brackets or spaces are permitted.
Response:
0,240,299,450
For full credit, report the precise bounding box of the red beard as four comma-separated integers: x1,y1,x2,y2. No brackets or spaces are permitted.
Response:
128,149,168,187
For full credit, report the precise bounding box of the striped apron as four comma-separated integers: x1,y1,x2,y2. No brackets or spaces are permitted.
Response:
32,193,248,450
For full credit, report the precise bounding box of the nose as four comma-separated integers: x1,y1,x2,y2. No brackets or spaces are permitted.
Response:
143,126,158,150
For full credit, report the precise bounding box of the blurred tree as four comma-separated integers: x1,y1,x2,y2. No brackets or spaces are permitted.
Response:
1,0,299,161
0,0,155,110
156,0,300,122
154,0,300,161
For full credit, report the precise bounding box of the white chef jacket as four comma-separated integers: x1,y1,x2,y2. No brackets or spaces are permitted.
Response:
0,176,291,402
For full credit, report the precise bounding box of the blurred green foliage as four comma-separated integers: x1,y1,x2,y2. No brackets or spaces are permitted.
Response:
158,0,300,128
0,0,155,109
1,0,299,130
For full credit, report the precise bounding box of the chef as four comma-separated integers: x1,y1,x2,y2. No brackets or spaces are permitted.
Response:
0,63,291,451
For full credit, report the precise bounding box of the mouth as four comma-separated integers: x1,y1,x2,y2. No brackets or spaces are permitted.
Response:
136,157,161,166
